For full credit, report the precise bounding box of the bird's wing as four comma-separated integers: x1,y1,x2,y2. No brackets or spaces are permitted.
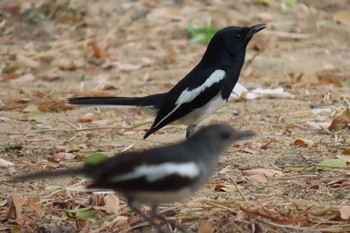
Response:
88,145,203,192
144,68,226,138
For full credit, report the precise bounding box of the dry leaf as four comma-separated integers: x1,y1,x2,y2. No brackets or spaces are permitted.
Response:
266,187,283,195
53,152,76,161
7,166,17,175
0,158,14,167
77,113,100,123
104,194,120,215
342,149,350,155
113,62,144,72
333,11,350,25
38,100,68,112
2,72,18,81
35,91,46,98
214,184,237,193
90,38,105,59
28,198,44,218
16,54,40,68
39,68,62,81
11,73,35,83
23,104,38,112
329,109,350,131
293,139,314,147
340,206,350,220
242,168,283,177
246,174,268,183
336,154,350,163
11,193,27,225
198,222,214,233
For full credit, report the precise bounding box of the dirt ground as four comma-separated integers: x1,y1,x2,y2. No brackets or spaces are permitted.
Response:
1,0,350,232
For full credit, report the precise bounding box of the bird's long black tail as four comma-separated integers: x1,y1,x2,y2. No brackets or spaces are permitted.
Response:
13,168,87,182
68,93,167,109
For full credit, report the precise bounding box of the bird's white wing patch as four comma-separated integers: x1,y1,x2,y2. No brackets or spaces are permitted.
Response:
109,162,200,183
155,69,225,127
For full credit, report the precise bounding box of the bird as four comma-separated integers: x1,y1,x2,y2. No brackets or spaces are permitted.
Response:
68,24,266,139
14,124,255,232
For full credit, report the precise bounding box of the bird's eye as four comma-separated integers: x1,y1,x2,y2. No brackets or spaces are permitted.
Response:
220,132,231,140
236,34,241,38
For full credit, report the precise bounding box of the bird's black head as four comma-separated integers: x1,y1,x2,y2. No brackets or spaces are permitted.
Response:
204,24,266,62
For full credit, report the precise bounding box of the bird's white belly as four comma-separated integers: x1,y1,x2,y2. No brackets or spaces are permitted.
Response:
174,94,225,125
124,188,193,204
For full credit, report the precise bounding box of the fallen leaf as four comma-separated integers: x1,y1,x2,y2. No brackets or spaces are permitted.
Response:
110,216,129,227
266,187,283,195
104,194,120,215
0,199,7,207
84,153,108,166
56,59,79,71
2,72,18,81
246,174,268,183
293,139,314,147
89,38,105,59
11,193,27,225
113,62,144,72
64,207,96,219
336,154,350,163
260,138,275,149
35,91,46,98
340,206,350,220
214,184,237,193
0,158,15,167
28,198,44,218
7,166,16,175
252,0,271,6
28,111,50,122
242,168,283,177
318,159,346,171
39,68,62,81
77,113,100,123
38,100,68,112
53,152,76,161
16,54,40,68
342,149,350,155
23,104,38,112
333,11,350,25
11,73,35,83
198,222,214,233
329,109,350,131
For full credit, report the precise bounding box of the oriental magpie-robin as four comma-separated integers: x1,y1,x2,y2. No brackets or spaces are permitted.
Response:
14,124,255,232
68,24,266,139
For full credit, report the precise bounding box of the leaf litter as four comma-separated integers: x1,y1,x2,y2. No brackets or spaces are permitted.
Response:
1,0,350,232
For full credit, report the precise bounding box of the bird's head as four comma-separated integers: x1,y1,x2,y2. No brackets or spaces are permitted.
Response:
189,124,255,156
207,24,266,57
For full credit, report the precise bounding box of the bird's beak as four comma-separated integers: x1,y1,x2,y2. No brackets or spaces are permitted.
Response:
246,23,266,38
237,130,256,140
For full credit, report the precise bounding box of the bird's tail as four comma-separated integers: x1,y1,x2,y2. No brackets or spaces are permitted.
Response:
13,168,86,182
68,93,167,109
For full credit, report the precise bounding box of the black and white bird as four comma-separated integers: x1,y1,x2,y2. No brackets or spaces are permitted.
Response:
68,24,266,139
14,124,255,232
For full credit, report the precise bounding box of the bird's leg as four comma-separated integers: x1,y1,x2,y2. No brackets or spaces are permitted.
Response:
186,125,198,139
128,200,166,233
151,205,190,233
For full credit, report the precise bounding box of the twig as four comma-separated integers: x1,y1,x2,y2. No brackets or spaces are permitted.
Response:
230,177,247,201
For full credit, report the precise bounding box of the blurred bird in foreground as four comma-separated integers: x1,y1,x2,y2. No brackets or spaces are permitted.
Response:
14,124,255,232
